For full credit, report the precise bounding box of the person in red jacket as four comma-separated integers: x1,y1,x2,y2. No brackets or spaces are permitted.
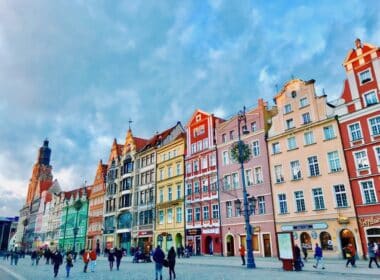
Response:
82,250,90,273
239,245,246,266
89,249,97,272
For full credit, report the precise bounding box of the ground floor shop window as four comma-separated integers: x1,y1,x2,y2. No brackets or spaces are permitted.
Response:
320,231,333,250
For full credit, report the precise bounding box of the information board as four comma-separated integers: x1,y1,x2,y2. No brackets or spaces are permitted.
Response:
277,232,294,260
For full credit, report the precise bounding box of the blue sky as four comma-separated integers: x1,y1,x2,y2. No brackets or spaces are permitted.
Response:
0,0,379,216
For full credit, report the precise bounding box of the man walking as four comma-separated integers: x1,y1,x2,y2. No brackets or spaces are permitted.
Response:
153,245,165,280
239,245,246,266
52,250,63,278
115,247,123,271
368,241,380,268
313,243,325,269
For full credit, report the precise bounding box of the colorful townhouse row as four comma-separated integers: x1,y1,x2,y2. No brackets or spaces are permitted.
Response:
15,39,380,259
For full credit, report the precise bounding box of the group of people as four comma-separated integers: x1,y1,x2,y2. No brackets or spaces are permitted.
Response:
152,245,177,280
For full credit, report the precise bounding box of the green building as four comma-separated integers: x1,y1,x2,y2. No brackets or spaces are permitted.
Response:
59,187,90,252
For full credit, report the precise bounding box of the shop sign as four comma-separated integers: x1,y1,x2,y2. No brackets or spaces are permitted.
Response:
138,231,153,237
202,228,219,234
186,228,201,236
359,216,380,227
281,222,328,231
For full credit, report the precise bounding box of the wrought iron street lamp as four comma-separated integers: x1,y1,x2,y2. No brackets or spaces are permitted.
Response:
72,199,83,253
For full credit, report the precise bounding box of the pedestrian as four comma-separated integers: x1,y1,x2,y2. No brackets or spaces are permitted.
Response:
312,243,325,269
36,249,42,265
153,245,165,280
66,253,73,278
108,248,115,271
239,245,246,266
82,249,90,273
31,250,37,265
45,248,51,264
115,247,123,271
345,243,356,268
89,248,97,272
168,246,176,280
368,241,380,268
294,244,302,271
10,250,14,265
52,250,63,278
302,243,308,261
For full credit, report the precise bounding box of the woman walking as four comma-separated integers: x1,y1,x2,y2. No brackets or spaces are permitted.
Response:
345,243,356,268
168,246,176,280
66,253,73,278
368,241,380,268
108,248,115,271
312,243,325,269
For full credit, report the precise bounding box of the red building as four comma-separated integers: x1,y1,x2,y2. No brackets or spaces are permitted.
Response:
185,110,224,255
333,39,380,257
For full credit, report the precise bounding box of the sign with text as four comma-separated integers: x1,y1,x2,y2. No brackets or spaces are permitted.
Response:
277,232,294,260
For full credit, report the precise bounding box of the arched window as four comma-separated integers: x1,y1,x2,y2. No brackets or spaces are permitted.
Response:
320,231,332,250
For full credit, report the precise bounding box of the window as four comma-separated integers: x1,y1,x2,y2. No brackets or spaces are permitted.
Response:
193,160,199,172
327,151,341,172
245,169,253,186
287,136,297,150
177,185,181,199
195,207,201,221
159,210,164,224
222,134,226,143
168,166,172,178
360,181,377,204
359,69,372,84
364,91,378,106
226,201,233,218
194,181,200,193
203,138,209,149
167,208,173,223
251,122,257,132
159,169,164,180
187,209,192,222
229,131,234,140
168,187,172,201
186,163,192,174
290,160,301,180
308,156,320,176
168,151,172,159
375,147,380,165
369,116,380,136
176,163,181,175
159,189,164,203
312,188,325,210
212,204,219,219
354,150,369,169
223,175,231,190
274,165,284,183
254,167,263,184
302,112,311,124
349,123,362,141
278,194,288,214
334,184,348,208
197,141,202,152
173,149,177,157
186,184,192,195
210,153,216,166
286,119,294,129
222,151,229,165
191,143,196,154
232,173,239,189
203,206,209,220
202,157,208,169
294,191,306,212
323,125,335,140
176,207,182,223
252,140,260,156
272,142,280,154
304,131,315,145
258,196,266,214
300,97,309,107
284,104,292,114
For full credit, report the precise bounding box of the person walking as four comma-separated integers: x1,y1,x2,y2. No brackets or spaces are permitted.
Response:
52,250,63,278
312,243,325,269
302,243,308,261
31,250,37,265
294,244,302,271
89,249,97,272
108,248,115,271
153,245,165,280
115,247,123,271
45,248,51,264
82,249,90,273
239,245,246,266
167,246,176,280
36,249,42,265
65,253,73,278
368,241,380,268
345,243,356,268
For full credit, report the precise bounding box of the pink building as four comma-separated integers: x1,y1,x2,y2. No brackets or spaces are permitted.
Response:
216,99,277,257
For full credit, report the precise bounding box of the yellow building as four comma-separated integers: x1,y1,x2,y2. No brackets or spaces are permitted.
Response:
154,122,186,253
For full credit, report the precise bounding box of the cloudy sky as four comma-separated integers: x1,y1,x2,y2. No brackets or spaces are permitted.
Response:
0,0,379,216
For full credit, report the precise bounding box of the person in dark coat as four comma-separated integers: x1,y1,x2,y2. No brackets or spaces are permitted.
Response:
108,249,115,271
153,245,165,280
52,250,63,278
66,253,74,277
45,248,51,264
114,247,123,271
167,246,176,280
302,243,308,261
294,244,302,271
31,250,37,265
345,243,356,268
368,241,380,268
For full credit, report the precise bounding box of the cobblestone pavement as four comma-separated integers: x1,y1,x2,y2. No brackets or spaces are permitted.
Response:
0,256,379,280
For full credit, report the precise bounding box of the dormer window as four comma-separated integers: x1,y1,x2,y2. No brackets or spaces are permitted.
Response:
363,91,378,107
359,69,372,84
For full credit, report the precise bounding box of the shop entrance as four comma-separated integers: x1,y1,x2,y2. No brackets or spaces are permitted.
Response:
175,233,183,249
205,236,213,255
300,232,312,249
195,236,201,255
226,235,234,256
263,234,271,257
340,229,356,259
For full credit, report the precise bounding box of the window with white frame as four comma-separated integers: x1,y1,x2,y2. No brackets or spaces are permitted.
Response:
290,160,301,180
168,166,172,178
186,184,192,195
159,169,164,180
312,188,325,210
186,208,192,222
287,136,297,150
229,130,234,140
202,157,208,169
210,153,216,166
159,189,164,203
252,140,260,156
254,167,263,184
286,119,294,129
167,208,173,223
176,207,182,223
278,194,288,214
223,175,231,190
272,142,280,154
300,97,309,107
195,207,201,221
197,141,202,152
222,134,226,143
274,165,284,183
193,160,199,172
173,149,177,157
202,179,208,193
191,143,196,154
327,151,342,172
251,122,257,132
223,151,229,165
334,184,348,208
159,210,164,224
375,147,380,165
194,181,200,193
354,150,369,169
203,138,209,149
176,163,181,175
364,91,378,106
186,163,192,174
369,116,380,136
304,131,315,145
323,125,335,140
226,201,233,218
168,187,172,201
203,206,209,220
308,156,320,176
359,69,372,84
349,123,362,141
212,204,219,219
177,184,181,199
245,169,253,185
284,104,292,114
232,173,239,189
294,191,306,212
302,112,311,124
360,180,377,204
258,196,266,214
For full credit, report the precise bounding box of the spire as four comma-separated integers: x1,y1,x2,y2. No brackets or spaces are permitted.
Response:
38,138,51,166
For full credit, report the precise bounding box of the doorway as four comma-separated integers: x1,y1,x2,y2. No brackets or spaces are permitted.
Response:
226,235,234,256
263,234,272,257
195,236,201,255
205,236,213,255
300,232,312,249
340,229,356,259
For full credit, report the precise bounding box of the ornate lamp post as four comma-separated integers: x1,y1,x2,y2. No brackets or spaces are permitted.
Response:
72,199,83,253
231,106,256,269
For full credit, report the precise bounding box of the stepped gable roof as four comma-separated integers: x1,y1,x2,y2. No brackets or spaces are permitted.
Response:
108,138,123,164
63,186,91,200
344,39,379,65
186,109,225,128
